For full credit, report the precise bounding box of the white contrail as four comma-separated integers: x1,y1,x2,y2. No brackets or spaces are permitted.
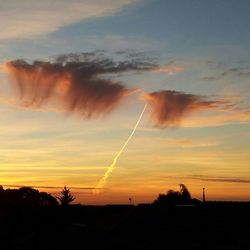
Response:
94,104,147,193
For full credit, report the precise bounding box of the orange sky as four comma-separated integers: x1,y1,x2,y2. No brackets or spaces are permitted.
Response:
0,0,250,204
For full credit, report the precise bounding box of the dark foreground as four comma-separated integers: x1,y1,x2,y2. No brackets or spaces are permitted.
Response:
0,202,250,250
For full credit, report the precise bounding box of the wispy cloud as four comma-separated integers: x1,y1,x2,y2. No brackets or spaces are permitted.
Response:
0,0,139,40
202,67,250,81
142,90,222,127
80,34,162,52
142,89,250,128
2,51,249,128
166,138,221,148
4,52,156,118
182,107,250,128
151,61,184,75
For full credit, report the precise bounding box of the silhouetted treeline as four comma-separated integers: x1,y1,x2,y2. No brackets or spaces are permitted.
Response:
0,184,249,249
0,185,58,208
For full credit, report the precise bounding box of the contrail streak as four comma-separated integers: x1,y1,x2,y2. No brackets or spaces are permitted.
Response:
94,104,147,193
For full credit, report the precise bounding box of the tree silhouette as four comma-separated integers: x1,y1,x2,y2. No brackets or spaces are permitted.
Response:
57,186,75,206
153,184,200,206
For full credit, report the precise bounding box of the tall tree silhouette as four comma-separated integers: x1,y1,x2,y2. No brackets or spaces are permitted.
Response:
57,186,75,206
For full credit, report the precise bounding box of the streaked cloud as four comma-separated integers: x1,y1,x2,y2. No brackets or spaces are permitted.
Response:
3,184,98,190
165,138,221,148
0,0,139,40
202,67,250,81
188,175,250,184
182,107,250,128
129,137,221,149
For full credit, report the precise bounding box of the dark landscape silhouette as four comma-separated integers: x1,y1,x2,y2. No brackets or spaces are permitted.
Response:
0,184,249,250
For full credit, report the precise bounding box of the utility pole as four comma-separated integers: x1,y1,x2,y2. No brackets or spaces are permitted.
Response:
203,188,206,203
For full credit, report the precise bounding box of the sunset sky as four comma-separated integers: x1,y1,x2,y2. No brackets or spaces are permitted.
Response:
0,0,250,204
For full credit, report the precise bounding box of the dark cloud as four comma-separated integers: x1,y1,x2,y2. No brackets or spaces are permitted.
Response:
143,90,220,127
54,51,157,73
5,52,157,118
